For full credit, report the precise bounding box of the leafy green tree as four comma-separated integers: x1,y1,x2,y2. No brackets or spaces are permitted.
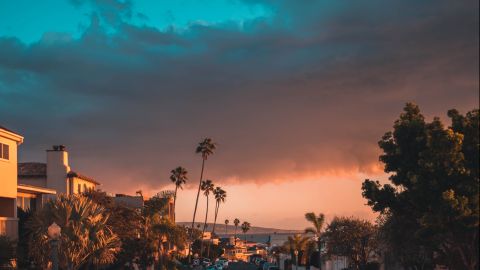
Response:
323,217,379,270
142,193,188,269
362,103,479,269
190,138,216,259
83,190,143,269
170,166,188,220
27,195,120,270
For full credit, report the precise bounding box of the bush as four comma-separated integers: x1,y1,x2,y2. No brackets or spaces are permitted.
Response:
0,235,15,267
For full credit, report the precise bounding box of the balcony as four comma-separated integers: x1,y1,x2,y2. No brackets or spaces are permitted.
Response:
0,217,18,240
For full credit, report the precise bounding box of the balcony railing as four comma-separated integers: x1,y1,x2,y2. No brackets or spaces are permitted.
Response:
0,217,18,240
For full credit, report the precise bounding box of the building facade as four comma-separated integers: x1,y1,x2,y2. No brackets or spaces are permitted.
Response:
18,145,99,198
0,125,56,239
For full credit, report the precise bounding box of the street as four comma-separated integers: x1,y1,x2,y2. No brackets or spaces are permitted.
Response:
228,262,257,270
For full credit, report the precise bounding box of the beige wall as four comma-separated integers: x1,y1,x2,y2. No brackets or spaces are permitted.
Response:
46,150,70,198
70,177,96,195
0,133,21,199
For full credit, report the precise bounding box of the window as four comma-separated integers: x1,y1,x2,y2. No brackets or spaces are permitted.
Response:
78,184,81,193
17,196,36,211
0,143,9,160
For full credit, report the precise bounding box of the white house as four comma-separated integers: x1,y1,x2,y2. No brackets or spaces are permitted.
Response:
18,145,99,198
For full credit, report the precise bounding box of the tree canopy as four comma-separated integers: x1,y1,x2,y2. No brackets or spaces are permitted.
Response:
362,103,479,269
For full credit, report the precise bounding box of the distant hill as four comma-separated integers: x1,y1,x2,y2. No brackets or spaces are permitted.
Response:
176,222,302,235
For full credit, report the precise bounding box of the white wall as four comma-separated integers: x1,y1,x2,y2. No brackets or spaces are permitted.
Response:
46,149,70,198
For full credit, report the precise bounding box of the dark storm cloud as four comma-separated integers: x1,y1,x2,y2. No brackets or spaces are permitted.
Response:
0,0,478,193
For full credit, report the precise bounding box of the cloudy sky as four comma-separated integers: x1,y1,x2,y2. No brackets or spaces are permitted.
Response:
0,0,478,229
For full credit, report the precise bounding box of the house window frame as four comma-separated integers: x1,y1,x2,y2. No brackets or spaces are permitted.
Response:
0,143,9,160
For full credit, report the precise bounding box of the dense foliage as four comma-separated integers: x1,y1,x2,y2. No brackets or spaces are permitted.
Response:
362,103,479,269
27,195,120,270
324,217,379,270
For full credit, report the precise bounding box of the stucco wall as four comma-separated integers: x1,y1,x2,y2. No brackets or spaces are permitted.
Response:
0,134,19,199
46,150,70,198
71,177,96,194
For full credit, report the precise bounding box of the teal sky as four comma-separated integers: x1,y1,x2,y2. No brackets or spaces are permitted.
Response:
0,0,271,43
0,0,477,228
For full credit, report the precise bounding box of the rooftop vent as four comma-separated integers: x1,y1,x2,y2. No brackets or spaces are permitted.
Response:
52,145,66,151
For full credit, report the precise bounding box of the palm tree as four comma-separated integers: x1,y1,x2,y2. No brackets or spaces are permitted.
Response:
170,166,188,220
284,234,310,267
212,187,227,236
190,138,216,259
27,195,120,269
241,221,251,247
208,187,227,257
305,212,325,269
200,179,215,255
233,218,240,245
224,219,229,235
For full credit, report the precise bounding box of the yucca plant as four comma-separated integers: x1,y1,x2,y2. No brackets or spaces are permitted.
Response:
26,195,120,270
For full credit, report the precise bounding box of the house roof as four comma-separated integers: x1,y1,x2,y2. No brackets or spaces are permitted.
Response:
0,124,18,134
67,171,100,185
18,162,47,177
0,124,24,142
19,162,100,185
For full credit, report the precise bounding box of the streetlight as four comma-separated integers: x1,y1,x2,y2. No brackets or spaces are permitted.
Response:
47,222,61,270
272,251,276,266
294,249,299,270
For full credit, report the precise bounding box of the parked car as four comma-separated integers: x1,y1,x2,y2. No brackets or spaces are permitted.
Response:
258,260,267,270
201,258,212,267
216,258,229,269
267,266,279,270
262,262,271,270
206,265,218,270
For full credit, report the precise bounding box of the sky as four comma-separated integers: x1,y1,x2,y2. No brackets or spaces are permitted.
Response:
0,0,478,230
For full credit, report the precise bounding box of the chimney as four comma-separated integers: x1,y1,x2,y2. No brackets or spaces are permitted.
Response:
46,145,70,197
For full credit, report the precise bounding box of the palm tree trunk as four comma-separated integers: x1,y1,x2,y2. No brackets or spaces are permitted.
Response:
200,194,209,257
190,158,205,260
173,185,178,221
234,226,237,245
207,201,219,258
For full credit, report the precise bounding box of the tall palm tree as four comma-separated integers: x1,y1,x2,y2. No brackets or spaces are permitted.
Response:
208,187,227,257
200,179,215,255
224,219,229,235
169,166,188,220
241,221,251,247
233,218,240,245
305,212,325,270
212,187,227,236
190,138,216,259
